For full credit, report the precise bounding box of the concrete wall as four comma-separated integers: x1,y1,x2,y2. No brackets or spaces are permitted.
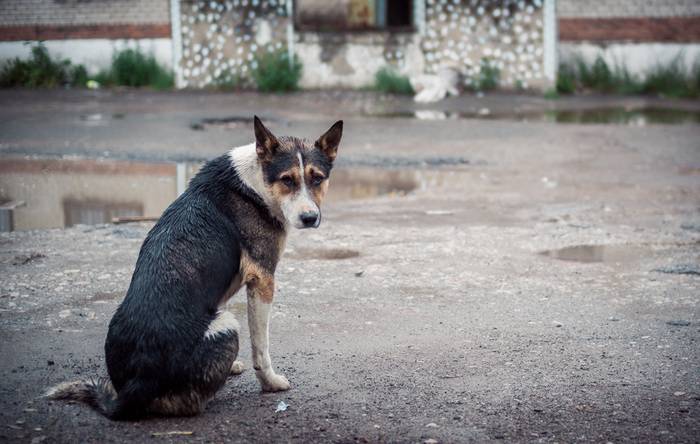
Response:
176,0,551,90
0,39,173,74
0,0,172,73
559,42,700,77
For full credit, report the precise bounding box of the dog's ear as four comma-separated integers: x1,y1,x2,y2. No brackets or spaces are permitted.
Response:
254,115,279,160
315,120,343,162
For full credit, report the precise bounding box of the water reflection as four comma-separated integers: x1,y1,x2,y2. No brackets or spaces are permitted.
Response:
367,107,700,125
0,157,434,231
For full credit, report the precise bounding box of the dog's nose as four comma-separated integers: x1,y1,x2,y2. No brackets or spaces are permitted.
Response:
299,211,319,228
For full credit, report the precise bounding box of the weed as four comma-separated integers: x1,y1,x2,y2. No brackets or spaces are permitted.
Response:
474,58,500,91
97,48,173,89
643,56,693,98
555,64,576,94
558,53,698,98
374,67,414,95
0,44,87,88
544,88,559,99
251,49,302,93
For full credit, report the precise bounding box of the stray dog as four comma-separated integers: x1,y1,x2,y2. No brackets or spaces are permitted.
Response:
46,117,343,420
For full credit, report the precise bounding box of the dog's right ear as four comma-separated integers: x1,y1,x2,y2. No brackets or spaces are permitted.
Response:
254,116,279,161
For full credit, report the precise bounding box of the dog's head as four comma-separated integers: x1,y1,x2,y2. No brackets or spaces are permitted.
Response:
254,116,343,229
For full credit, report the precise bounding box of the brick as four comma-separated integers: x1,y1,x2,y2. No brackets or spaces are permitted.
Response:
559,17,700,42
0,24,172,41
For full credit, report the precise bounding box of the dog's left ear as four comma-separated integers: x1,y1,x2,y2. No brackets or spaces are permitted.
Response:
315,120,343,162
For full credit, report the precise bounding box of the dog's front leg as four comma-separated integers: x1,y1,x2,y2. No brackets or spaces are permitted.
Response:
246,276,290,392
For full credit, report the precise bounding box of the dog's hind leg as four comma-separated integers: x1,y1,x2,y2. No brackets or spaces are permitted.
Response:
149,310,240,417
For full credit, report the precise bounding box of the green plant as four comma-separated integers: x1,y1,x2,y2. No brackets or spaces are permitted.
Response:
96,48,173,89
70,64,89,87
251,49,302,93
544,88,559,99
374,67,414,95
474,58,500,91
558,54,700,98
643,55,693,98
0,44,87,88
555,64,576,94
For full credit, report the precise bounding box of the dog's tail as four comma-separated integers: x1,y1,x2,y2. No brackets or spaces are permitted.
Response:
45,378,119,418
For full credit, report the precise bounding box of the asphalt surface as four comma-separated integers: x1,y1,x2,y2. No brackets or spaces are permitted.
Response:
0,89,699,443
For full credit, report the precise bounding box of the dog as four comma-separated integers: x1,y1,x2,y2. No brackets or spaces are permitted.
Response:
46,116,343,420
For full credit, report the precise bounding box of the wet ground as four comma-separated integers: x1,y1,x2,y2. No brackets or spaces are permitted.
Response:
0,90,699,443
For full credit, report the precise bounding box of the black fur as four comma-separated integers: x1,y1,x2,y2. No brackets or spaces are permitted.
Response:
47,118,343,420
102,155,267,419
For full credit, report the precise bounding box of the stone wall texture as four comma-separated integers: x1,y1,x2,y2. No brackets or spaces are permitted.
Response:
178,0,548,90
179,0,289,88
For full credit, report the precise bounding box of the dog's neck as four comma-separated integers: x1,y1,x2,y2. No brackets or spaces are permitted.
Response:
229,143,286,226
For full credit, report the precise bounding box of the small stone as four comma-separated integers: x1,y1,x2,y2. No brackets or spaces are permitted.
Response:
425,422,438,428
673,391,686,396
424,439,439,444
552,321,562,327
608,316,620,322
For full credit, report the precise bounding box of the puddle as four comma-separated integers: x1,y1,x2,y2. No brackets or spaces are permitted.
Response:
191,116,281,131
326,168,418,200
0,157,453,231
367,107,700,125
289,247,360,260
539,244,646,263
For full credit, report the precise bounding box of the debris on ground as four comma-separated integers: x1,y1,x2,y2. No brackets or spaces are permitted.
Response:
150,431,193,437
652,264,700,276
666,320,691,327
11,253,46,266
275,401,288,413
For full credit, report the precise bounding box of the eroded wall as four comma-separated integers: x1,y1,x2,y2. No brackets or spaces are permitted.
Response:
177,0,549,90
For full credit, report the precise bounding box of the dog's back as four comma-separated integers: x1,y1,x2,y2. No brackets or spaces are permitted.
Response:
50,155,252,419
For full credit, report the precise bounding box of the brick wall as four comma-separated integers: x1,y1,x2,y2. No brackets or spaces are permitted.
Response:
557,0,700,42
558,0,700,18
0,0,170,41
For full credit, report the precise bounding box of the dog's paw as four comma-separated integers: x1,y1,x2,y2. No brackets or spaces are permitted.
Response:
259,373,291,392
230,360,245,376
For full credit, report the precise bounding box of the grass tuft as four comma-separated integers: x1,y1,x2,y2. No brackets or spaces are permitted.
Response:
96,48,173,89
0,44,87,88
557,54,698,98
474,58,500,91
251,49,302,93
374,67,414,95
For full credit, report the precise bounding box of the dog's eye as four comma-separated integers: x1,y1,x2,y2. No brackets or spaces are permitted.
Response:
280,176,296,188
310,175,324,186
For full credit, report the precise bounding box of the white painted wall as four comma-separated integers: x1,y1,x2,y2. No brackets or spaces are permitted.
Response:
559,42,700,76
0,38,173,74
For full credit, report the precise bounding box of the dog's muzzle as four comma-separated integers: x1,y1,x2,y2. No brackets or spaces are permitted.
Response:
299,211,321,228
